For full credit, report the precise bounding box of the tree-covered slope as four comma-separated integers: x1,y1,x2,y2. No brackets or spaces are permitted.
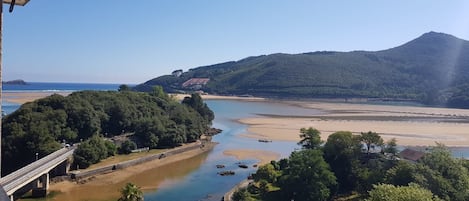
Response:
1,90,213,175
135,32,469,108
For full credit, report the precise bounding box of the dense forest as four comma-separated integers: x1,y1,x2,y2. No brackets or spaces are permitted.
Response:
233,128,469,201
135,32,469,108
1,87,214,174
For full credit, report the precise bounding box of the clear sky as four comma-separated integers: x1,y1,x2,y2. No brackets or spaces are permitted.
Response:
2,1,469,84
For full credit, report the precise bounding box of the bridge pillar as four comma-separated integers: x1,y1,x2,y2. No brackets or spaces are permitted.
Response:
31,173,49,198
42,173,49,191
50,160,70,176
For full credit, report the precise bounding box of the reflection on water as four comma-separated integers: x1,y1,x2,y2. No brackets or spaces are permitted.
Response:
145,100,314,201
50,152,209,201
18,99,469,201
13,100,308,201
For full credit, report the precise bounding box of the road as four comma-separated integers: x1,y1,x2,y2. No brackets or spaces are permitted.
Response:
0,147,75,195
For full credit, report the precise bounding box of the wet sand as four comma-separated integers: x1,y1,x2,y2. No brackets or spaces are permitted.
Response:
46,144,214,201
3,92,264,105
171,93,265,101
239,101,469,146
223,149,281,165
3,92,70,104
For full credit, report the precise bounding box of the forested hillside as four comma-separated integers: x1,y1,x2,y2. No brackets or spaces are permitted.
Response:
135,32,469,108
1,88,213,175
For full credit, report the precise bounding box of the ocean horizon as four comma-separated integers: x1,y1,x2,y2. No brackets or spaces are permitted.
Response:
2,82,129,92
2,82,128,115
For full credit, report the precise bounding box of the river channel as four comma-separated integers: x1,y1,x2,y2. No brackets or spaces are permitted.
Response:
145,100,321,201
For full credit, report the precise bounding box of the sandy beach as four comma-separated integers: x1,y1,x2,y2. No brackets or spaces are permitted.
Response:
3,92,263,105
223,149,281,165
171,93,265,101
3,92,70,104
239,101,469,147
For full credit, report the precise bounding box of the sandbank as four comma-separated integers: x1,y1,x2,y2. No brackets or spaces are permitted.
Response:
223,149,281,165
47,143,215,201
238,101,469,147
171,93,265,101
3,92,70,104
3,92,264,105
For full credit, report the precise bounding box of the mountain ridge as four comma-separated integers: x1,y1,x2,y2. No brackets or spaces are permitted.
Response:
134,32,469,108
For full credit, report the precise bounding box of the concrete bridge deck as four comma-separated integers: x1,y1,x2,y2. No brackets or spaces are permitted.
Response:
0,147,75,200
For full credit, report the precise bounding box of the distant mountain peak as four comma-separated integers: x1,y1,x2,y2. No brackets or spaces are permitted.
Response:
417,31,462,42
423,31,445,36
135,31,469,109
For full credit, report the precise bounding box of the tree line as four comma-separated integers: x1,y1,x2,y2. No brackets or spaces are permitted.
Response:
1,87,214,174
135,33,469,109
233,128,469,201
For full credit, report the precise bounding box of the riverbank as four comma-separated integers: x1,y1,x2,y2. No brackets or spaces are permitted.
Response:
223,149,280,165
238,101,469,146
42,142,216,201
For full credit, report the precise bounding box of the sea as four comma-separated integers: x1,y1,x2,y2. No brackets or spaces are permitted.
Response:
2,82,122,114
3,82,469,201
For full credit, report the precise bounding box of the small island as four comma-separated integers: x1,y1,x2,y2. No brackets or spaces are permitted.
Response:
3,79,27,85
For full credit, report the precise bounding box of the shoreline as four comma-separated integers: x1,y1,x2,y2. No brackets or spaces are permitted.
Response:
5,91,469,200
3,92,71,104
223,149,281,165
2,92,265,105
171,93,266,101
6,91,469,147
43,142,216,201
237,101,469,147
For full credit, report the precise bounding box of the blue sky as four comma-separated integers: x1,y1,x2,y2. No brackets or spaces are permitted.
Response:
3,1,469,84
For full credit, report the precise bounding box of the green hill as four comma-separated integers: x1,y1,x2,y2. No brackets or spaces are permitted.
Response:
134,32,469,108
1,90,213,175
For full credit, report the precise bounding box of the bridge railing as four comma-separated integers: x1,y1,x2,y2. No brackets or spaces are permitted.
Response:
0,147,72,185
1,148,75,194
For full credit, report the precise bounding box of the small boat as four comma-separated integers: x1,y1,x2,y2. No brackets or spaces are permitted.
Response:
238,164,248,169
258,139,272,143
216,164,225,168
218,171,235,176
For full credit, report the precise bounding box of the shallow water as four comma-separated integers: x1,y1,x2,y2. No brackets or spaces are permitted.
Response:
146,100,320,200
21,100,314,201
50,152,210,201
12,99,469,201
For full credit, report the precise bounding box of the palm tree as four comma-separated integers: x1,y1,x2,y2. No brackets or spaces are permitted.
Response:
118,183,144,201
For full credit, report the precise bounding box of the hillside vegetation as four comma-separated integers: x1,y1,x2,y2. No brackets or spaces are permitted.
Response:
135,32,469,108
233,128,469,201
1,88,213,174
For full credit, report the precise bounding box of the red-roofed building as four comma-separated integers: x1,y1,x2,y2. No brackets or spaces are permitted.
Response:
182,78,210,89
399,148,425,162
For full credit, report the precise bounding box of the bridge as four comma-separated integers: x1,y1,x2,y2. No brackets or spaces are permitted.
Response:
0,147,75,201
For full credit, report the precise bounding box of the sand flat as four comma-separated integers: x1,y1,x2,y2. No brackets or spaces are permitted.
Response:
3,92,70,104
171,93,265,101
239,101,469,147
3,92,263,105
223,149,280,165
